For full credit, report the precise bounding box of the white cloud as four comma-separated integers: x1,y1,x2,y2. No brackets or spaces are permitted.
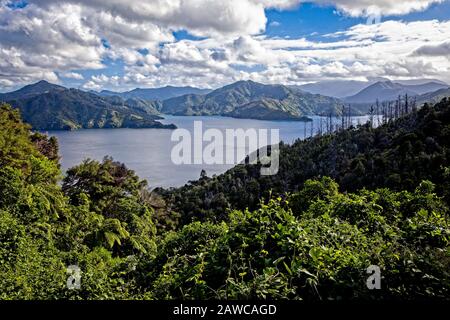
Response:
1,1,450,90
83,10,174,49
32,0,268,37
77,19,450,90
256,0,302,10
0,3,104,87
269,21,281,27
260,0,445,16
60,72,84,80
322,0,445,16
30,1,445,38
82,74,122,91
413,41,450,57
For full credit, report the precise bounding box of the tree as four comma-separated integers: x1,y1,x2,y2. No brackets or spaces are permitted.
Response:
62,157,156,256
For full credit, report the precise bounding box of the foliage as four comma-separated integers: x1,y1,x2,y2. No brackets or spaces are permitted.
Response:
161,80,344,120
1,82,175,130
0,104,153,299
1,100,450,300
61,157,157,256
161,98,450,224
142,179,450,300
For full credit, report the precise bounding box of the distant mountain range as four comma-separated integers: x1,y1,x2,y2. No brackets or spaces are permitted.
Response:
0,81,175,130
296,80,375,99
160,80,345,120
298,78,448,100
343,80,448,104
416,87,450,105
1,79,449,129
96,86,211,101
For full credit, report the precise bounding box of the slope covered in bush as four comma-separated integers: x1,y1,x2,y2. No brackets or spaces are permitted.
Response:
0,102,449,300
161,98,450,224
143,177,450,300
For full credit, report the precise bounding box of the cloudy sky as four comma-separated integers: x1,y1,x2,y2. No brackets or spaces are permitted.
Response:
1,0,450,92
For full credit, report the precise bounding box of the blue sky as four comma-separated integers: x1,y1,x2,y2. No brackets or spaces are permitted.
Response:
265,1,450,39
1,0,450,91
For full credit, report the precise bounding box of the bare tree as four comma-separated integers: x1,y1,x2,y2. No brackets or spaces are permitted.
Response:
412,96,417,112
395,96,400,119
404,93,409,115
369,105,375,128
375,99,380,127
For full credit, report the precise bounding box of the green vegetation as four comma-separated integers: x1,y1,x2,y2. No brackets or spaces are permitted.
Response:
0,80,346,126
0,100,449,300
162,98,450,224
145,181,450,299
161,80,346,120
0,103,157,298
98,85,211,101
0,81,175,130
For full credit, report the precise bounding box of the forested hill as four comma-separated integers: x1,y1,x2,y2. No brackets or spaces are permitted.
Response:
1,101,449,300
161,80,345,120
0,80,176,130
5,88,175,130
0,80,65,101
160,98,450,224
98,85,211,100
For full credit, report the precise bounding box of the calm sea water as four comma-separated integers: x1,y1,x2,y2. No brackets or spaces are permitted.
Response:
46,115,373,188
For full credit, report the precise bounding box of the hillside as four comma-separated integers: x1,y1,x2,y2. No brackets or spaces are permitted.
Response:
103,95,163,116
98,85,211,100
161,80,345,120
1,102,449,300
160,97,450,224
296,80,375,98
227,98,313,121
345,81,417,103
297,79,448,99
4,88,175,130
405,81,449,95
344,80,448,103
417,87,450,105
0,80,65,100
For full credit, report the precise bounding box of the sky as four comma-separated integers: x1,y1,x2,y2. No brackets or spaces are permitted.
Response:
1,0,450,92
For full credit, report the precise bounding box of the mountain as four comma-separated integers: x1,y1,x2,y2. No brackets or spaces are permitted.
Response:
98,86,211,101
298,79,448,100
95,89,119,96
416,87,450,105
102,95,163,116
345,81,419,103
344,80,448,103
227,98,313,121
296,80,376,98
2,86,175,130
161,80,345,120
392,79,448,86
0,80,65,101
405,81,449,95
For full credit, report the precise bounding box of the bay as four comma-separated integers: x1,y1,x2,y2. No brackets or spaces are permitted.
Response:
46,115,374,188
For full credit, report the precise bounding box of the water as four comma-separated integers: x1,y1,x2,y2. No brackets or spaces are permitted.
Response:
46,115,374,188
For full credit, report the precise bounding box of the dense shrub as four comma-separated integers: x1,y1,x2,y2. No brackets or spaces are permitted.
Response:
1,102,449,300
